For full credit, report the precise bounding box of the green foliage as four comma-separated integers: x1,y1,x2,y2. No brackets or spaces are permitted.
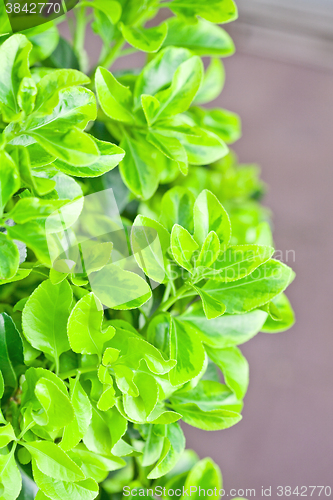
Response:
0,1,294,499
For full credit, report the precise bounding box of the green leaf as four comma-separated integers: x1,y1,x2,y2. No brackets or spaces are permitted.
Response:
146,56,203,123
34,377,74,429
147,130,188,175
25,24,60,64
17,465,37,500
96,67,134,124
0,268,31,286
148,423,185,479
175,126,228,165
20,88,99,166
194,58,225,105
131,215,170,283
23,441,85,482
61,378,93,452
171,224,198,272
21,367,69,415
69,444,125,483
193,190,231,248
164,17,234,56
17,77,37,115
123,372,158,422
261,293,295,333
169,317,206,386
160,187,196,233
182,458,222,499
206,346,249,399
11,146,53,194
180,302,268,348
203,260,295,314
83,405,127,456
7,220,50,265
207,245,275,282
193,286,226,320
32,463,98,500
0,151,20,217
171,380,242,413
119,134,159,200
8,198,69,224
22,279,73,367
195,231,220,269
0,313,24,393
67,293,115,357
0,451,22,500
0,34,32,120
134,47,192,109
34,69,90,114
172,402,241,431
190,107,241,144
42,36,79,70
0,233,19,280
142,425,165,467
0,422,16,448
82,0,122,24
53,137,125,177
90,264,152,310
169,0,238,24
108,323,176,376
120,23,168,53
147,405,182,424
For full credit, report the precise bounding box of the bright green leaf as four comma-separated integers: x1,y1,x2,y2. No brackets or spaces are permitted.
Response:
68,293,115,357
22,279,73,367
170,0,238,24
171,224,198,272
206,346,249,399
61,377,93,452
0,451,22,500
0,233,19,280
203,260,295,314
193,190,231,248
96,67,134,124
160,187,196,233
179,302,268,348
194,58,225,105
164,17,234,56
120,22,168,53
261,293,295,333
53,137,125,177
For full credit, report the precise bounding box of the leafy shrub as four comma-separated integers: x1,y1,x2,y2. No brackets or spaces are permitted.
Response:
0,1,295,499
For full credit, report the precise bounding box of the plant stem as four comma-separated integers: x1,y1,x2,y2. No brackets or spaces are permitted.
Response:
99,36,125,69
73,6,88,72
157,284,191,313
59,365,98,380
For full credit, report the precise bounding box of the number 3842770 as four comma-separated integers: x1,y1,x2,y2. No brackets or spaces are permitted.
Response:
277,486,332,497
5,3,61,14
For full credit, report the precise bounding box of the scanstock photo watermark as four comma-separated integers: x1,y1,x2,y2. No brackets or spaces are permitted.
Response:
123,485,332,498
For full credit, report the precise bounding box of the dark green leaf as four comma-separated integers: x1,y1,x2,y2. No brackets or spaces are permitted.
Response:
0,313,24,393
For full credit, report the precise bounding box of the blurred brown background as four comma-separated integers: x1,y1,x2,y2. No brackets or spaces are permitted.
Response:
61,0,333,491
184,0,333,492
